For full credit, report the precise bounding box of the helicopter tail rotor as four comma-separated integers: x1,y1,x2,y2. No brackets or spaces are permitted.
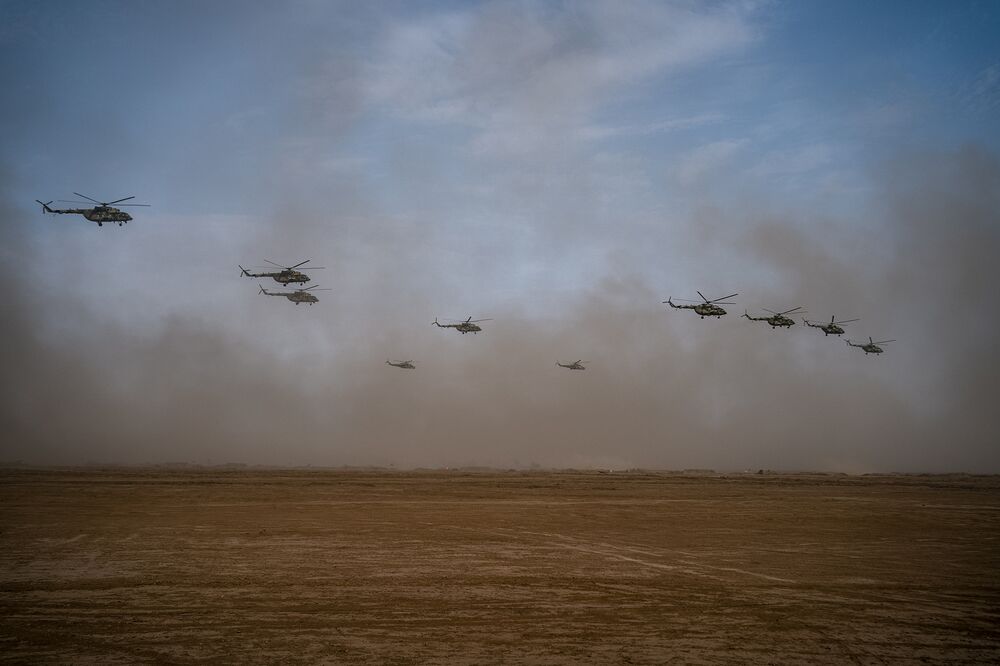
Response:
35,200,54,213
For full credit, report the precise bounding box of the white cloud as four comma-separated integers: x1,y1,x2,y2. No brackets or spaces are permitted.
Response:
672,138,747,186
580,112,726,142
363,1,757,156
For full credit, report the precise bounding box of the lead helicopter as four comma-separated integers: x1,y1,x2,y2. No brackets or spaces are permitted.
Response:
36,193,149,226
743,306,803,328
803,315,859,336
663,292,738,318
432,317,492,334
846,337,895,355
258,283,330,305
386,360,416,369
240,259,324,285
556,360,588,370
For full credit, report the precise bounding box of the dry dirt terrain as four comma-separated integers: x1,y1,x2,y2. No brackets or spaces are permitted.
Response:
1,468,998,664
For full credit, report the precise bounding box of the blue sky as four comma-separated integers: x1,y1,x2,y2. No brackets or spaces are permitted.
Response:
1,1,999,470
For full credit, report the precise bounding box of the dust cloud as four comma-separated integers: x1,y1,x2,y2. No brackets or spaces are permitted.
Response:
1,146,997,471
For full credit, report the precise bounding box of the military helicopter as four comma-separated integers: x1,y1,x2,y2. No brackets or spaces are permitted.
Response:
432,317,492,334
386,360,416,369
846,337,895,355
556,360,588,370
743,307,803,328
663,292,738,318
240,259,324,285
803,315,859,336
36,193,149,227
258,283,330,305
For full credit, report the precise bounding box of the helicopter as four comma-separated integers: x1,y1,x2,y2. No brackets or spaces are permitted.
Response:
663,292,738,318
257,283,330,305
240,259,324,285
803,315,859,336
556,360,588,370
386,360,416,369
846,336,895,355
743,307,803,328
36,193,149,227
432,317,492,334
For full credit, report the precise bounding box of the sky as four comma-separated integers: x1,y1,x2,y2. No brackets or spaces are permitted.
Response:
1,0,998,471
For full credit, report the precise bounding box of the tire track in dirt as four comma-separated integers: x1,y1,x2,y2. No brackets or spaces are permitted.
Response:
444,525,796,584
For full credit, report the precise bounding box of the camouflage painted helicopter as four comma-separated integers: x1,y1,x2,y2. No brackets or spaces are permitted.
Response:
556,360,588,370
743,306,803,328
846,336,895,355
240,259,324,285
432,317,492,334
258,283,330,305
386,360,416,369
803,315,859,336
663,292,738,318
36,193,149,226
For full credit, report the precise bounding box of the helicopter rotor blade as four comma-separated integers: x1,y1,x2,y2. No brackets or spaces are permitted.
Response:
874,339,896,345
289,260,311,270
833,318,860,325
105,196,135,205
467,318,493,323
780,306,804,315
697,291,709,303
116,203,150,207
709,293,738,303
263,259,289,269
73,192,102,205
762,308,778,315
671,298,702,303
58,200,97,204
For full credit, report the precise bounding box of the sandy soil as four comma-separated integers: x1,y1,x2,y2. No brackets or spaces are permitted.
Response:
1,469,998,664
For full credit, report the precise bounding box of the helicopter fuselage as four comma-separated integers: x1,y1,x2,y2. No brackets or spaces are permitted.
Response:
694,304,727,317
285,291,318,304
745,312,795,328
849,343,883,354
260,288,319,304
666,301,727,318
82,206,132,223
253,270,309,285
49,206,132,225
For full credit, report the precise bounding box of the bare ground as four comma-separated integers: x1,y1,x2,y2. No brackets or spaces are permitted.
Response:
1,469,999,664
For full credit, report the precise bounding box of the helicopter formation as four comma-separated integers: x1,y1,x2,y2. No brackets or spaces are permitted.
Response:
36,193,894,366
667,291,893,356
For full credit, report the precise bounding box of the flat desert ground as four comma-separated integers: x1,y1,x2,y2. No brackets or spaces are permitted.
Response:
1,469,999,664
